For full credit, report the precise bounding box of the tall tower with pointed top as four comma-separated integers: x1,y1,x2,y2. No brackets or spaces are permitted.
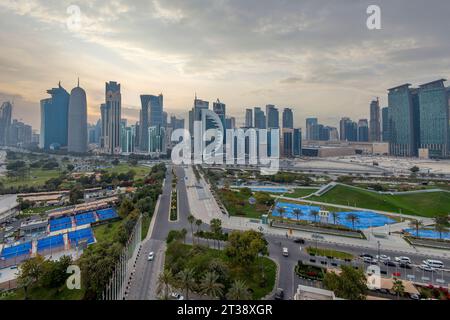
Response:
68,80,88,153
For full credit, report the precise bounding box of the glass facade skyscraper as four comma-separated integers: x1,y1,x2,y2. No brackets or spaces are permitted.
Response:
282,108,293,129
265,105,279,129
254,107,266,129
382,107,390,142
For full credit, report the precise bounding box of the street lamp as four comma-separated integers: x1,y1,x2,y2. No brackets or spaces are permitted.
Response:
377,241,381,259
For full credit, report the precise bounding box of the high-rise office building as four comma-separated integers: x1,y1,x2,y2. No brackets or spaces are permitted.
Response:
293,128,302,156
170,116,185,130
382,107,390,142
282,108,293,129
40,82,70,150
369,98,381,142
212,99,226,131
254,107,266,129
121,125,136,154
388,84,419,157
245,109,253,127
189,96,209,136
0,101,12,146
357,119,369,142
9,119,32,147
282,130,293,157
67,80,88,153
266,105,279,129
101,81,121,154
339,117,357,142
305,118,318,140
140,94,163,152
225,117,236,130
148,125,166,154
418,79,449,158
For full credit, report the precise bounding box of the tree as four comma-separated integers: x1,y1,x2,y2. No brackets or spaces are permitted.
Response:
293,208,303,222
157,268,175,300
225,230,268,266
409,166,420,173
323,265,368,300
346,213,359,230
434,223,447,240
210,218,222,249
277,207,286,221
226,280,252,300
188,214,195,244
392,278,405,300
17,255,46,299
112,158,120,166
40,255,73,289
200,271,224,299
118,198,135,218
195,219,203,244
331,212,340,225
66,164,75,171
177,268,197,300
181,228,188,244
409,219,424,237
310,210,319,224
69,184,84,205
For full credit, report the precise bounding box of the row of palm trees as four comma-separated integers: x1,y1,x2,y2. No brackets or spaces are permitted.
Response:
275,206,360,230
187,215,224,249
157,268,251,300
409,216,449,239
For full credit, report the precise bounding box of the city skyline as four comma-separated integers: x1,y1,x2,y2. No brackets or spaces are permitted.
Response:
1,0,450,130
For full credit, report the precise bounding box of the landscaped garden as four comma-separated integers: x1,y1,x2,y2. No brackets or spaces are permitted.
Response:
217,188,274,219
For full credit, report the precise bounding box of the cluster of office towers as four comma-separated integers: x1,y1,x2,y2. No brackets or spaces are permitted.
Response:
0,102,34,148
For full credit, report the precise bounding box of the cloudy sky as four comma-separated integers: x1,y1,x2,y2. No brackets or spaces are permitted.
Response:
1,0,449,131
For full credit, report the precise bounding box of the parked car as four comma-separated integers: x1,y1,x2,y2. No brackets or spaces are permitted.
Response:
363,257,376,264
274,288,284,300
360,253,374,259
423,259,444,269
394,256,411,264
293,238,305,244
410,293,420,300
376,255,391,263
384,261,398,267
171,292,184,300
418,264,436,272
148,252,155,261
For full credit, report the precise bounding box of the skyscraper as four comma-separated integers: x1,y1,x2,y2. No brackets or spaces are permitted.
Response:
245,109,253,127
388,84,420,157
40,82,70,150
382,107,390,142
140,94,163,152
282,108,293,129
293,128,302,156
369,98,381,142
101,81,122,154
357,119,369,142
305,118,318,140
418,79,449,158
0,101,12,146
266,105,279,129
254,107,266,129
212,99,226,131
148,125,166,154
67,80,88,153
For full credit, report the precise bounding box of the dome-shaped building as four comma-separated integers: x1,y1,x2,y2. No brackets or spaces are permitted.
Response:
68,79,88,153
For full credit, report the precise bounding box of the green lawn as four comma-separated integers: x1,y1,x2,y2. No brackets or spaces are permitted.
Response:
219,189,269,219
306,247,353,260
105,164,151,180
284,188,319,198
1,284,84,300
309,184,450,217
93,220,122,243
0,168,61,188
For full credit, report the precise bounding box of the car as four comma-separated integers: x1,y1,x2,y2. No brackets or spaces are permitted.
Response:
360,253,374,259
171,292,184,300
410,293,420,300
293,238,305,244
394,256,411,264
282,247,289,257
384,261,398,267
376,255,391,262
399,263,412,269
274,288,284,300
148,252,155,261
363,257,376,264
419,264,436,272
423,259,444,269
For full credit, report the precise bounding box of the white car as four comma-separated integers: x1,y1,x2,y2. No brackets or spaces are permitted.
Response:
282,247,289,257
423,259,444,269
395,256,411,264
148,252,154,261
171,292,184,300
376,255,391,263
419,264,436,272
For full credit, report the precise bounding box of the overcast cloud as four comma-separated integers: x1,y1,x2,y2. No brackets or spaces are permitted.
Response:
0,0,449,130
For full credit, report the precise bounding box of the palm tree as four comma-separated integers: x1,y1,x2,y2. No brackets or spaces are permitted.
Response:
310,210,319,224
200,271,224,299
392,278,405,300
156,269,174,300
293,208,303,222
331,212,340,225
346,213,359,230
195,219,203,244
177,268,197,300
181,228,187,244
434,223,447,240
187,214,195,243
226,280,252,300
277,207,286,221
409,219,424,237
210,218,222,249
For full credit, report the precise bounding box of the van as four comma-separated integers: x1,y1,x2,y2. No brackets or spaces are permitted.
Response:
282,247,289,257
423,259,444,269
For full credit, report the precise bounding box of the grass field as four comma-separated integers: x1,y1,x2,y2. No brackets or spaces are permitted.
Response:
93,220,122,243
309,184,450,217
218,189,269,219
284,188,319,198
0,168,61,188
1,284,85,300
306,247,353,260
105,164,151,180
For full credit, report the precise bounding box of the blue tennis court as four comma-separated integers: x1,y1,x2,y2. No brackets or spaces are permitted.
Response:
49,216,73,232
272,201,395,230
0,242,32,259
37,234,64,252
75,212,96,226
404,228,450,240
68,228,95,246
96,208,118,221
251,187,289,193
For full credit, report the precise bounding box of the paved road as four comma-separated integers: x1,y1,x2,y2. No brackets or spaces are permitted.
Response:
126,165,191,300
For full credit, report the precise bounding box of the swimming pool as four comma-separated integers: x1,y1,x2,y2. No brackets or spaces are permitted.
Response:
272,201,395,230
251,187,289,193
404,228,450,240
